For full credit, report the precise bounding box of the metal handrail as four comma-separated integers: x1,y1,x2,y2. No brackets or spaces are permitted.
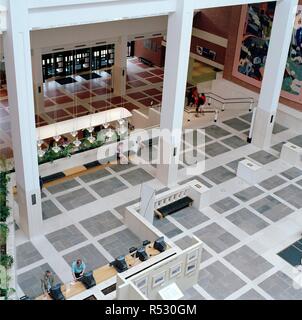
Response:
203,92,255,112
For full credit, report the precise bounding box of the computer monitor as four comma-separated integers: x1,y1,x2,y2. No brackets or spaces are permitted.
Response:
115,255,128,273
142,240,151,247
81,271,96,289
136,247,148,262
49,283,65,300
154,237,167,253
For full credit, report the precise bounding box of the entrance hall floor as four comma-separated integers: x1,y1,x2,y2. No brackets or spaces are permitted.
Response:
13,102,302,300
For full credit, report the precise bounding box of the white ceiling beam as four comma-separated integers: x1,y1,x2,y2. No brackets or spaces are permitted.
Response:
28,0,176,30
193,0,278,10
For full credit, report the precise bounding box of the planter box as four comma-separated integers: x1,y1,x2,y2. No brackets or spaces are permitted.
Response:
39,128,159,178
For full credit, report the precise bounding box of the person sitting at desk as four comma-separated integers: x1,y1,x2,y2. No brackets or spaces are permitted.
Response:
41,270,55,298
71,259,86,281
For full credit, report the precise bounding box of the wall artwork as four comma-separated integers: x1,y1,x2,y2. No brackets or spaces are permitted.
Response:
152,271,166,288
233,3,302,102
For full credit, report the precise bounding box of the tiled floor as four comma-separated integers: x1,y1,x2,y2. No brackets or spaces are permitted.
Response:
14,99,302,300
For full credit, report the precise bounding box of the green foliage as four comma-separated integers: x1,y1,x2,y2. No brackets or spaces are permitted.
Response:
0,223,9,245
37,133,113,165
0,254,13,269
0,172,10,222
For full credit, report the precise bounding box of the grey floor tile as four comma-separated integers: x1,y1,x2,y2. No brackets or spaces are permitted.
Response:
175,236,198,251
223,118,250,131
250,195,294,222
110,162,136,173
248,151,277,165
237,289,266,300
99,229,141,258
274,185,302,209
16,242,43,269
46,179,80,194
259,175,287,191
204,125,231,139
178,176,212,188
205,142,231,157
221,136,247,149
114,199,140,218
224,245,273,280
259,271,302,300
225,158,245,172
273,123,288,134
63,244,108,271
288,135,302,148
90,177,128,198
181,287,205,300
271,142,286,153
120,168,154,186
280,167,302,180
211,197,240,214
203,166,236,185
41,191,47,199
297,179,302,187
181,150,206,165
79,168,111,183
154,218,183,239
46,225,87,252
239,113,253,123
80,211,123,237
171,207,209,229
42,200,62,220
198,261,246,299
234,186,263,202
56,188,96,210
194,223,239,253
226,208,269,235
18,263,61,299
183,129,209,147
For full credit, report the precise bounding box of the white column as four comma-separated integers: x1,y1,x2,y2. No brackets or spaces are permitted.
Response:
252,0,298,148
32,48,45,114
157,0,194,187
4,0,43,238
113,36,128,96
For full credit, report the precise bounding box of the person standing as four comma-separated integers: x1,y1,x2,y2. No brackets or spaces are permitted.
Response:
71,259,86,281
41,270,55,297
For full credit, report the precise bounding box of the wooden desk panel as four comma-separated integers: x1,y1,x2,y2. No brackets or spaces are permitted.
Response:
36,244,161,300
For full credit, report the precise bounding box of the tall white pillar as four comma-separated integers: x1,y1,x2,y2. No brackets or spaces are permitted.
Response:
32,48,45,114
113,36,128,96
4,0,43,238
252,0,298,148
157,0,194,187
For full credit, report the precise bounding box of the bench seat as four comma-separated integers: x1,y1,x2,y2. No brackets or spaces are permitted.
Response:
155,196,193,219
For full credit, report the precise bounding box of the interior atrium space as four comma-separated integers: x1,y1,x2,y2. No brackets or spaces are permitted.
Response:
1,0,302,306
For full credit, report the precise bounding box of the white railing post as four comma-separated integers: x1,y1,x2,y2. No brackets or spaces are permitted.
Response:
247,107,257,143
214,110,218,123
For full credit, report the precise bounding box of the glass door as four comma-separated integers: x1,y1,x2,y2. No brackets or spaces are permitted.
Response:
42,54,55,81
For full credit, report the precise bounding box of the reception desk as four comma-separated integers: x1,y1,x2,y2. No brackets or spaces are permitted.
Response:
36,243,161,300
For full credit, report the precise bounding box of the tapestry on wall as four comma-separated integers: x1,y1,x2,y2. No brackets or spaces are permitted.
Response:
233,3,302,102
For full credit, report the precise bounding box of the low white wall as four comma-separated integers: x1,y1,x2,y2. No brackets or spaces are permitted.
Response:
117,236,202,300
124,205,163,243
